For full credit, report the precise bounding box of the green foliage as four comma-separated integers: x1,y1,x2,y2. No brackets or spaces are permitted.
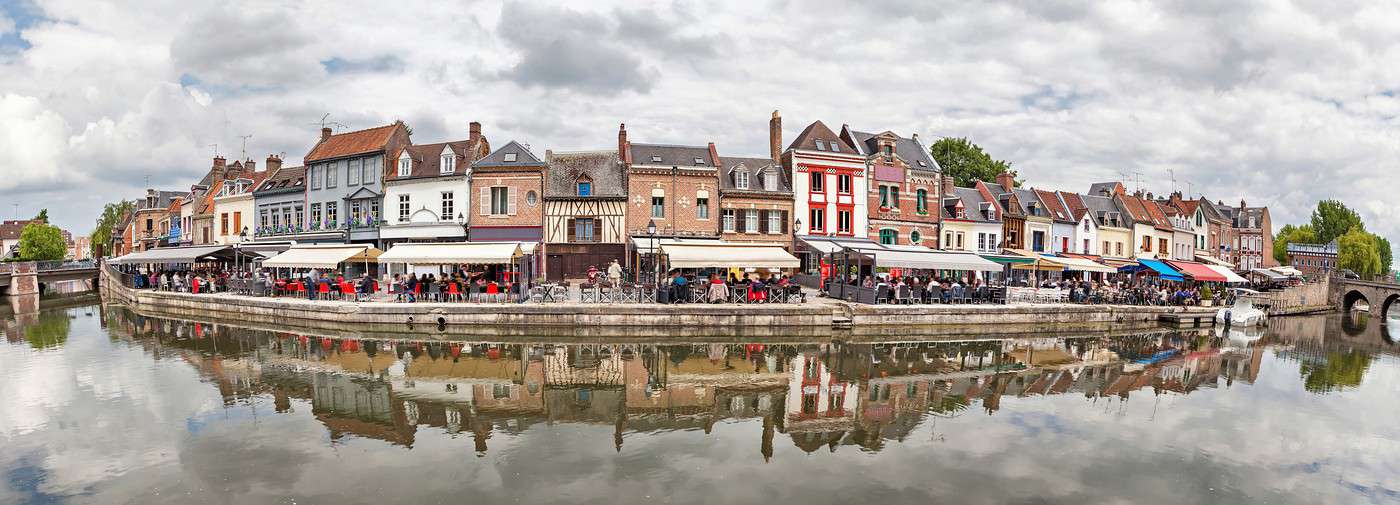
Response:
1309,199,1363,244
1272,224,1316,264
90,200,135,257
928,137,1018,187
33,208,48,223
1200,285,1213,300
1337,227,1382,277
18,222,66,261
25,311,71,350
1299,349,1372,393
1373,234,1392,274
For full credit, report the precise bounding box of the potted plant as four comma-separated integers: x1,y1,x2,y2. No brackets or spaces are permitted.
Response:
1200,285,1214,307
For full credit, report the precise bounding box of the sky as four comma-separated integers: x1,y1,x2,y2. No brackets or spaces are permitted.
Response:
1,0,1397,258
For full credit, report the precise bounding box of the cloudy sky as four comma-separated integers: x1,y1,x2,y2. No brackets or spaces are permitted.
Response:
1,0,1397,255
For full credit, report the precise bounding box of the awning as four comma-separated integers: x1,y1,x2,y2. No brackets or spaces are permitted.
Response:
1194,254,1234,268
981,254,1036,265
1003,249,1067,271
1251,268,1288,280
1166,260,1227,282
109,245,231,264
1270,266,1303,277
378,242,522,264
859,247,1000,271
1137,259,1184,281
1206,265,1248,283
1052,256,1118,274
261,244,383,269
631,236,721,254
661,243,798,269
796,235,881,254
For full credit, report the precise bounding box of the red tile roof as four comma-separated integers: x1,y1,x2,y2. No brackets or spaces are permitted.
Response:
1033,188,1072,222
1058,191,1088,221
305,123,404,162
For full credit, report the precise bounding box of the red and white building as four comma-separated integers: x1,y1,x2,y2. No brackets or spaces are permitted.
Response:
775,112,868,239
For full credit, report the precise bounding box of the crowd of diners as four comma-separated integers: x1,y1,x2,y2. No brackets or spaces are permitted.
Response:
833,269,1231,307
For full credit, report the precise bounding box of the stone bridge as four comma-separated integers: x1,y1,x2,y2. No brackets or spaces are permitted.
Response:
1332,278,1400,319
0,260,99,296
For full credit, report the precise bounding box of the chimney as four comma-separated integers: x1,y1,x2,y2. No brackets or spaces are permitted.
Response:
263,154,281,173
617,123,630,165
707,142,720,167
211,156,227,182
469,121,481,145
1240,199,1247,209
995,171,1015,191
241,159,255,176
321,127,332,141
769,110,782,165
1146,191,1154,201
942,173,955,196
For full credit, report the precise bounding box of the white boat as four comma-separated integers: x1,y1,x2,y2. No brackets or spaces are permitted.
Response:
1216,289,1267,327
1214,325,1264,350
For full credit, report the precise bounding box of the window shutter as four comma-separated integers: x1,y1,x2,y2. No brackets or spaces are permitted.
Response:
780,211,788,233
737,211,747,233
508,187,518,215
480,187,490,215
758,210,769,234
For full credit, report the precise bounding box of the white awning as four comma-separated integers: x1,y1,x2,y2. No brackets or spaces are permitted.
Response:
1194,254,1234,268
109,245,231,264
378,242,522,265
520,241,539,255
851,245,1003,271
1206,265,1248,283
261,244,383,268
661,243,798,269
1051,256,1118,274
630,236,720,254
797,235,881,254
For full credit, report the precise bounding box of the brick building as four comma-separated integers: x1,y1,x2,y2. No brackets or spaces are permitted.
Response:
1287,241,1337,277
618,124,720,240
1233,201,1274,271
838,127,940,248
469,140,546,242
717,156,793,249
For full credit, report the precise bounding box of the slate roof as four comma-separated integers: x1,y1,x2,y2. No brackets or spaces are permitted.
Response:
1088,182,1125,197
1236,207,1266,228
718,156,790,194
847,130,939,172
1034,189,1074,223
1080,194,1128,228
388,140,473,180
545,150,625,198
1286,241,1337,255
787,121,857,154
474,140,544,168
628,143,716,168
254,166,306,195
1013,188,1051,219
947,187,999,223
305,123,402,162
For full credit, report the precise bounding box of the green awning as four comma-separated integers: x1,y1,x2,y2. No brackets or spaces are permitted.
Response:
980,254,1036,265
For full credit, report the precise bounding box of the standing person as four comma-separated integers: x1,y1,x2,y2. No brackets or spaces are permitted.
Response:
587,264,600,284
607,259,623,285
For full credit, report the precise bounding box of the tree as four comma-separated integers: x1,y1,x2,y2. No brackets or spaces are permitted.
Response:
90,200,135,258
18,222,66,261
1373,234,1392,274
1337,227,1382,277
1309,200,1363,244
33,208,48,223
928,137,1018,187
1272,224,1316,265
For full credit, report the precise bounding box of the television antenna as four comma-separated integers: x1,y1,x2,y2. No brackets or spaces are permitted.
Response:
1166,168,1177,195
238,134,253,161
209,143,219,157
312,113,347,132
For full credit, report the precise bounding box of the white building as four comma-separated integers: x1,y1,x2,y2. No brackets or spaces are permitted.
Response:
380,138,489,244
779,117,868,239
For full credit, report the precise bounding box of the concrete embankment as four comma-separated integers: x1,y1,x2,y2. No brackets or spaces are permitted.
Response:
101,263,1217,331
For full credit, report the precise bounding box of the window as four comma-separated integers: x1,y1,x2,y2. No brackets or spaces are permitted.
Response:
697,197,709,219
837,209,852,234
326,161,337,187
347,158,361,185
311,203,322,227
652,196,665,218
309,166,320,189
829,141,839,152
1158,238,1168,255
736,170,749,189
350,200,363,224
526,190,538,206
809,207,825,232
369,200,379,222
763,171,777,191
814,139,826,151
838,174,852,194
398,156,411,177
1032,231,1045,252
1115,242,1123,257
1083,220,1090,232
503,153,517,162
220,213,229,235
879,229,897,245
916,189,927,213
364,156,377,184
1083,238,1090,253
441,154,454,174
490,187,509,215
889,187,899,209
810,172,824,192
722,209,736,232
978,233,987,251
767,211,781,234
398,195,410,222
233,212,241,235
650,155,663,163
570,218,597,242
957,232,965,250
883,145,893,157
577,181,591,196
1142,236,1152,252
693,157,704,165
910,230,921,244
441,191,455,220
743,210,758,233
1102,241,1110,255
944,232,954,249
879,186,890,208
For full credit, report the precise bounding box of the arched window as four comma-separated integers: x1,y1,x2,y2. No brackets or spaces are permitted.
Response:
910,230,922,244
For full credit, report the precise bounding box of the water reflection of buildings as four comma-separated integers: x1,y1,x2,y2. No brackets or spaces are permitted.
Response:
102,307,1358,459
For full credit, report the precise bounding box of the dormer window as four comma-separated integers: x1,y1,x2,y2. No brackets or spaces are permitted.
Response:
883,144,893,157
503,153,517,162
577,177,592,197
735,169,749,190
763,171,777,191
650,155,663,163
814,140,826,151
398,153,411,177
441,153,454,174
829,142,839,152
917,160,927,167
693,156,704,165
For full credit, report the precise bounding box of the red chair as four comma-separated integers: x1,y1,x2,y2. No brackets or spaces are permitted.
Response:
446,282,462,302
291,281,304,297
413,284,422,302
317,282,331,300
339,282,355,301
486,282,500,303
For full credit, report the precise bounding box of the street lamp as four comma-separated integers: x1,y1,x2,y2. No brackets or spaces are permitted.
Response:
647,219,657,285
237,227,248,272
792,216,802,272
457,212,467,240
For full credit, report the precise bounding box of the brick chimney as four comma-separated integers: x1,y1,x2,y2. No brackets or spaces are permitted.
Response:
241,159,255,176
321,127,332,141
211,156,227,182
707,142,720,167
995,171,1015,191
942,173,955,196
1146,191,1154,201
263,154,281,173
469,121,481,146
1240,199,1247,209
769,110,782,165
617,123,630,165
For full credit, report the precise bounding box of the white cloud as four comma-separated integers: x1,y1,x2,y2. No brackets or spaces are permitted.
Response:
0,0,1394,260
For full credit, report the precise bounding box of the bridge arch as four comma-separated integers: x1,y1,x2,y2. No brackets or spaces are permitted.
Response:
1342,290,1371,313
1384,294,1399,321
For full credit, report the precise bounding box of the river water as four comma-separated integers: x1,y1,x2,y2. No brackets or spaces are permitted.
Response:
2,301,1399,505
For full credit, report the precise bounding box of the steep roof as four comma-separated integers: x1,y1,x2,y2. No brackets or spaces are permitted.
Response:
0,220,36,241
254,166,306,195
718,156,790,194
787,121,856,154
1142,199,1173,228
1057,191,1088,221
629,143,717,168
1013,188,1050,218
1088,182,1125,197
137,191,184,211
305,123,403,162
1081,194,1128,228
1034,189,1074,223
545,150,625,198
847,130,939,172
948,187,999,223
198,180,223,214
389,140,473,180
474,140,544,168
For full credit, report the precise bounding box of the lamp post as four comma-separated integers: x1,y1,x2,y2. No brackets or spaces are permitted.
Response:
237,227,248,272
792,216,802,272
457,212,467,240
647,219,657,285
